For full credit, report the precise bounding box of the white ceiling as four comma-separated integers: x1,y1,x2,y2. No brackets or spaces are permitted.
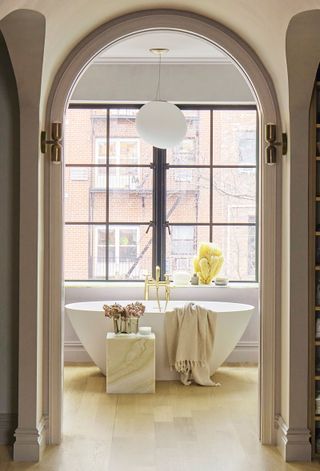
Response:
94,30,231,64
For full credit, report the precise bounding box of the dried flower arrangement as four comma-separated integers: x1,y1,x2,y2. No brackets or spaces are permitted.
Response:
103,302,145,333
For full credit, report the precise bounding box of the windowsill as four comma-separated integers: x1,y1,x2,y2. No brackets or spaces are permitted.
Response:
64,281,259,289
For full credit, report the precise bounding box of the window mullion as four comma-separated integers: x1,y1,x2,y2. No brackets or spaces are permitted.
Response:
153,147,166,279
106,108,109,281
210,108,213,241
161,150,167,278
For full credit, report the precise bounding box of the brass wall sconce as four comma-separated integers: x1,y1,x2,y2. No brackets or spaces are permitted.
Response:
265,123,287,165
41,122,62,163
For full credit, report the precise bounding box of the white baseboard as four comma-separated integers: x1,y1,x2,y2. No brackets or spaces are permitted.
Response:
13,415,47,462
64,340,92,362
0,413,17,445
64,340,259,364
225,340,259,363
275,415,311,462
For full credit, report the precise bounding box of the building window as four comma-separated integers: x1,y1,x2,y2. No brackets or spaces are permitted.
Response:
94,138,107,188
168,226,195,272
109,226,139,278
70,167,89,181
109,138,140,189
94,138,140,189
64,106,258,281
238,130,256,164
238,129,256,173
93,227,106,278
172,138,195,182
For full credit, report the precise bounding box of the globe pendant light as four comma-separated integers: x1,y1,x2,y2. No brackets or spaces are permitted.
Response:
136,48,187,149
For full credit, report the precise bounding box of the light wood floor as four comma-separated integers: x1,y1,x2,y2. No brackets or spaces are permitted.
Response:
1,365,319,470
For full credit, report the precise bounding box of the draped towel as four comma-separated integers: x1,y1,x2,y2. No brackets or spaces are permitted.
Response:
164,303,219,386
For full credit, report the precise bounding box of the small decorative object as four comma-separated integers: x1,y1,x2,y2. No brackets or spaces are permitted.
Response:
193,242,224,285
190,273,199,285
103,302,145,334
139,326,152,336
214,277,229,287
172,271,190,286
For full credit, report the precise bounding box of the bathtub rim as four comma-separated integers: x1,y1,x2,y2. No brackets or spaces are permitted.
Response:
65,300,255,314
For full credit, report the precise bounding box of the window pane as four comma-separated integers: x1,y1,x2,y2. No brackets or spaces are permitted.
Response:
109,228,115,245
64,225,106,280
166,225,210,274
109,167,153,222
65,108,107,165
211,225,256,281
166,168,210,223
108,225,152,280
119,228,137,246
212,110,257,166
167,110,210,165
109,138,140,165
212,168,256,223
109,109,153,165
64,106,258,282
65,167,106,222
69,167,89,181
171,226,195,255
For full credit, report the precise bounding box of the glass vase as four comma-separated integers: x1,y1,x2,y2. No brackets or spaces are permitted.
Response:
113,317,121,334
129,317,139,334
120,318,129,333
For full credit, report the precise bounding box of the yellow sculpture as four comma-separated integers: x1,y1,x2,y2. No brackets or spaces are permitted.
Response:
193,242,224,284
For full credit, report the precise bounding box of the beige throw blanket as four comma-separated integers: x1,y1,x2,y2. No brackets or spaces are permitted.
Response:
165,303,219,386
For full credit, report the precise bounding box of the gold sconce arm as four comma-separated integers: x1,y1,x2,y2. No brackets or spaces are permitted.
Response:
41,122,62,164
265,123,287,165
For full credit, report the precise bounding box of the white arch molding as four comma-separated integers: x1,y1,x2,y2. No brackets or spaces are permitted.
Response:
44,9,282,447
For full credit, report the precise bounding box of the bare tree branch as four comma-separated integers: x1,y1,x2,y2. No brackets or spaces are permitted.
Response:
213,181,254,200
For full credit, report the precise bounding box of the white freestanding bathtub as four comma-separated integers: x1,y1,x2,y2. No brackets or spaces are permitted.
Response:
65,300,254,380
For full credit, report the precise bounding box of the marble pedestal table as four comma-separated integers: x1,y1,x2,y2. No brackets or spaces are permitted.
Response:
106,333,155,393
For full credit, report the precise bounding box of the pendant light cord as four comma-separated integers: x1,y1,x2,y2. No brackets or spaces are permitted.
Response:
155,53,162,101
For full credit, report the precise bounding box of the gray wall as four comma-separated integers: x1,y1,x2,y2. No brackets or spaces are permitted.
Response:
72,63,254,103
0,30,19,443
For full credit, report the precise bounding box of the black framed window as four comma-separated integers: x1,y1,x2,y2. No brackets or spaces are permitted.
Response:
64,104,258,281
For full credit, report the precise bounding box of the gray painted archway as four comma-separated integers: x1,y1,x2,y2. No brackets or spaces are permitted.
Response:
0,8,46,462
283,10,320,461
0,28,19,449
44,8,281,452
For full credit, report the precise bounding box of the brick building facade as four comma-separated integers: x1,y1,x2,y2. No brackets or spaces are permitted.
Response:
64,106,257,281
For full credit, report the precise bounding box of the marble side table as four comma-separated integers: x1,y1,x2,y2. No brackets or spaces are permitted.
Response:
106,333,155,394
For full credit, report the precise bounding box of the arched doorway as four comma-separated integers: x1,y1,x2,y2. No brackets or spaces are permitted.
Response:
44,9,281,447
